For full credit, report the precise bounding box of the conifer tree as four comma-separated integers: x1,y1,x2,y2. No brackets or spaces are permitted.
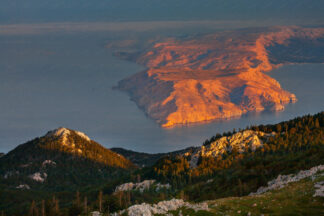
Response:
29,201,36,216
84,196,88,213
76,191,80,207
98,190,103,212
41,200,45,216
52,196,59,215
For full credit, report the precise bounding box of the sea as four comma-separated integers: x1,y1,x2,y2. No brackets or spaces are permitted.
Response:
0,23,323,153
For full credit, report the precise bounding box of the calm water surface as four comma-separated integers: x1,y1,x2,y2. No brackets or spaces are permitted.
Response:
0,31,323,153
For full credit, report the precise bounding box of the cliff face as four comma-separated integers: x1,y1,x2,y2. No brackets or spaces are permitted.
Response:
115,27,324,127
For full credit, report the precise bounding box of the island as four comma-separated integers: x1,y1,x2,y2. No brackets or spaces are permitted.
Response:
111,26,324,127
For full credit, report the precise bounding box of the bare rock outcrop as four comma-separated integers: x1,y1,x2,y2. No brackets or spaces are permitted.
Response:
250,165,324,195
29,172,47,183
46,127,91,145
186,130,272,168
112,198,208,216
313,181,324,197
16,184,30,190
115,180,171,193
44,127,93,155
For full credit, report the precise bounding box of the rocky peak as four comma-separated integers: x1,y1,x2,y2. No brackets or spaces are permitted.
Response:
46,127,71,138
45,127,91,145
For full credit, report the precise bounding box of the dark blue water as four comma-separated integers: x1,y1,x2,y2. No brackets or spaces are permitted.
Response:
0,30,323,153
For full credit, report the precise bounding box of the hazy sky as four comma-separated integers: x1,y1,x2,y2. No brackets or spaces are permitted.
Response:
0,0,324,24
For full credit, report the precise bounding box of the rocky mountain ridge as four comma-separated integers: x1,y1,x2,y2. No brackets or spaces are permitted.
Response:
186,130,273,168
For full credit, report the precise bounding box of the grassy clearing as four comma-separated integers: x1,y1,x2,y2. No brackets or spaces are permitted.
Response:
157,173,324,216
208,174,324,216
157,208,214,216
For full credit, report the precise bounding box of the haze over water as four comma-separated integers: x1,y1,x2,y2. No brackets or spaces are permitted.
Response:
1,23,324,153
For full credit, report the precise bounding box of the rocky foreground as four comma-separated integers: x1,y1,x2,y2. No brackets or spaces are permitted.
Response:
110,165,324,216
250,164,324,195
111,198,209,216
114,26,324,127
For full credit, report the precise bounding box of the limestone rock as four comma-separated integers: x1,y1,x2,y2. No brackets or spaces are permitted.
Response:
250,165,324,195
115,180,170,193
313,181,324,197
16,184,30,190
112,198,209,216
188,130,269,168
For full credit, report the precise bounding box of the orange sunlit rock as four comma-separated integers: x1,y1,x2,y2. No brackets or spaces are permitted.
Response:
115,27,324,127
